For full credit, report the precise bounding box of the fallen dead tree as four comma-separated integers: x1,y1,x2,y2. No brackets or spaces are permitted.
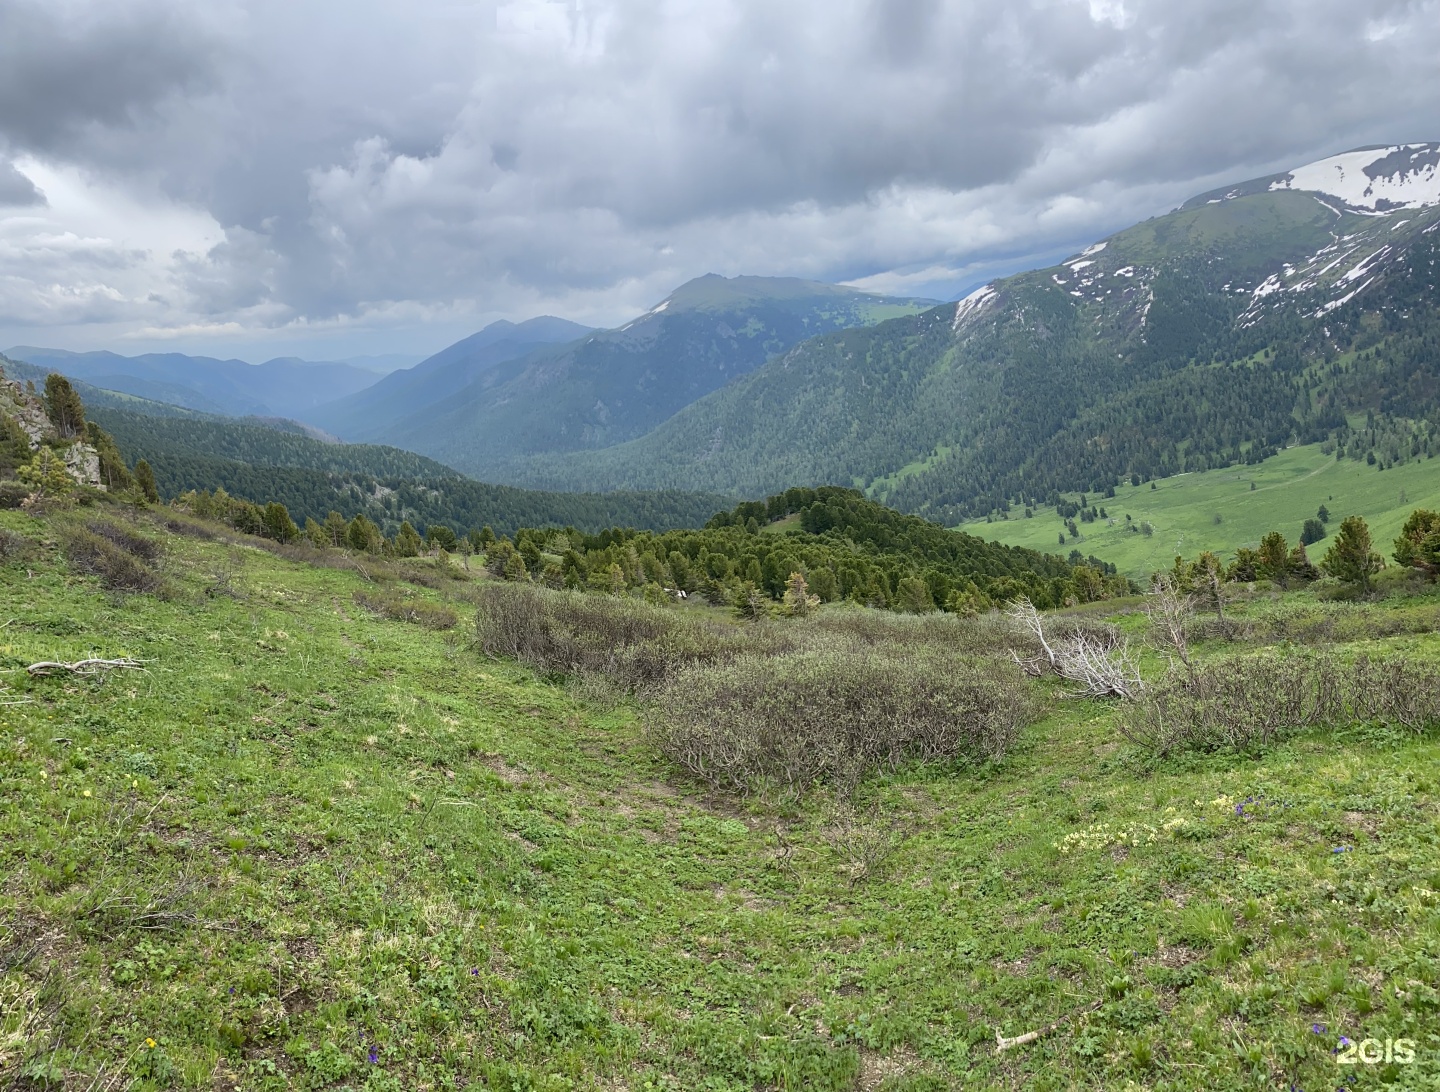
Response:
1005,598,1142,699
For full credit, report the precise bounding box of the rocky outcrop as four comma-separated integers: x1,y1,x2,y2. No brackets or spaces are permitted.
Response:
0,364,105,490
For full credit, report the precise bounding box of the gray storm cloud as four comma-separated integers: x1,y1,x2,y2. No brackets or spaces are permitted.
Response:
0,0,1438,354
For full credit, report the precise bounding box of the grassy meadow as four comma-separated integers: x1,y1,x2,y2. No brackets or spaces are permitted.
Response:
3,500,1440,1090
959,442,1440,580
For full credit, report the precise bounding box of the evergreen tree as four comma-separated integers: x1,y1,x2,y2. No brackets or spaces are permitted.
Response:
1299,518,1326,547
0,413,32,477
1393,509,1440,574
261,501,299,543
323,510,349,546
394,521,424,558
134,459,159,503
17,447,73,498
1322,516,1383,592
426,524,458,551
43,374,86,438
1257,531,1290,586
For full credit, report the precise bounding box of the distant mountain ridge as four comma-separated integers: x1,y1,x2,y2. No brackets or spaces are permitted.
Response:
364,274,938,476
5,346,384,420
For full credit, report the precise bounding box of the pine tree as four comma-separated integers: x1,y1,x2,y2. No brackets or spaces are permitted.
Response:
134,459,159,503
1393,509,1440,573
1257,531,1290,587
1299,518,1326,546
394,521,424,558
781,571,820,616
17,447,74,498
262,501,299,543
324,510,349,546
43,374,86,438
1322,516,1383,592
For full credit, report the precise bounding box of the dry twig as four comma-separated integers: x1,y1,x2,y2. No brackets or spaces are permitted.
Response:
25,658,146,678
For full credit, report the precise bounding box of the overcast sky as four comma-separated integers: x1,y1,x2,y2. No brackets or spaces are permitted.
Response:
1,0,1436,362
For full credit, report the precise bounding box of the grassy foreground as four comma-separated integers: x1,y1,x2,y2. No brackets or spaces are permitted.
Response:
960,442,1440,581
3,503,1440,1090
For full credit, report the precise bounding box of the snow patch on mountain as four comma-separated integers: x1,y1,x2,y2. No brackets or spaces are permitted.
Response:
952,284,997,331
1270,144,1440,211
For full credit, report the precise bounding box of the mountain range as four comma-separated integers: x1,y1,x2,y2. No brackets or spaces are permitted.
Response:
4,347,386,420
12,142,1440,541
462,143,1440,522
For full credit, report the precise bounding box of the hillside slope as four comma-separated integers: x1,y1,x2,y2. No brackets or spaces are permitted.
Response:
491,144,1440,523
372,275,936,475
307,317,593,441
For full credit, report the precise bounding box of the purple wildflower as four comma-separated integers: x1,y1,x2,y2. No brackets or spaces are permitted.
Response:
1235,803,1245,816
368,1046,379,1065
1311,1022,1326,1034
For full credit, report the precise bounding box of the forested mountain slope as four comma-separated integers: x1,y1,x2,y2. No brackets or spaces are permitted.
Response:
493,144,1440,524
308,316,593,441
372,275,936,475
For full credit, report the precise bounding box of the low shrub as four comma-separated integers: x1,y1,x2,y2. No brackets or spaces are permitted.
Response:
58,525,168,595
1119,653,1440,755
646,648,1037,796
0,480,30,509
473,582,782,691
352,589,457,630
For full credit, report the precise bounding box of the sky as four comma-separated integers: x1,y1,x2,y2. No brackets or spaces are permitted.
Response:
0,0,1437,363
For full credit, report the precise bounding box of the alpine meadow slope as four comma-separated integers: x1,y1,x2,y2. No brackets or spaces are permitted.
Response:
488,144,1440,532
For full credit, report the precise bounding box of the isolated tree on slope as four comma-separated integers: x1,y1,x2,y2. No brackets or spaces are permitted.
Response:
134,459,159,503
1322,516,1383,593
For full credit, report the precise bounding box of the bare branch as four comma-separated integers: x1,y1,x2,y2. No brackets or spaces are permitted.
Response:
25,658,146,678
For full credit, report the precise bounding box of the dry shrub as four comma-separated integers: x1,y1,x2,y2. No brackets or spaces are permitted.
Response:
646,647,1036,796
85,518,162,561
163,516,220,542
1188,602,1437,646
806,605,1021,657
353,589,458,630
473,582,782,691
0,527,39,562
1119,652,1440,755
58,524,168,595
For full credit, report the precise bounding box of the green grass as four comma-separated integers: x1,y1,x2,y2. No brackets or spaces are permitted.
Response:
3,502,1440,1089
961,442,1440,580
